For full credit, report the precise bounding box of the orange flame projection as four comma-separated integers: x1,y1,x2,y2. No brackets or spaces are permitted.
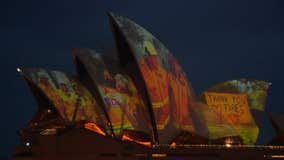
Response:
84,122,106,136
122,134,152,147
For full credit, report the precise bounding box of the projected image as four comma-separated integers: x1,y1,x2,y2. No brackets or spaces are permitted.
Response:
196,79,271,144
22,69,108,130
110,14,196,143
73,49,152,137
205,79,271,111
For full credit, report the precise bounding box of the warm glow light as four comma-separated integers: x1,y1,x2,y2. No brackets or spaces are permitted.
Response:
170,142,177,148
225,143,232,148
84,123,106,136
152,154,167,157
224,137,233,147
264,155,284,159
122,134,152,147
271,155,284,158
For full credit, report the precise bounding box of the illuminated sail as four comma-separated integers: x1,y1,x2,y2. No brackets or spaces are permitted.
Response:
72,48,152,140
202,79,271,111
20,75,65,131
193,101,239,140
109,13,196,144
20,68,110,135
198,79,271,144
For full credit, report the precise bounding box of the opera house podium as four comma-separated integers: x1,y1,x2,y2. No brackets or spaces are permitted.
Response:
12,128,284,160
13,13,284,160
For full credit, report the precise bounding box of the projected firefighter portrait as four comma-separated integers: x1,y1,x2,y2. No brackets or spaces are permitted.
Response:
140,40,170,130
12,11,284,160
114,74,138,126
168,53,195,131
90,55,134,135
139,40,195,131
72,49,152,137
110,14,197,143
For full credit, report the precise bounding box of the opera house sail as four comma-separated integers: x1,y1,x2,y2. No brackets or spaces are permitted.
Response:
109,13,197,144
198,79,271,144
13,13,284,160
18,68,111,135
72,48,153,144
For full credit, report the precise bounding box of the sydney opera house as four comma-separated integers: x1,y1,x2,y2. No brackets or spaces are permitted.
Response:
13,13,284,160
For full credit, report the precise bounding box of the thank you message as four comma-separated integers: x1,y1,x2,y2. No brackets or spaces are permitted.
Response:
204,92,254,125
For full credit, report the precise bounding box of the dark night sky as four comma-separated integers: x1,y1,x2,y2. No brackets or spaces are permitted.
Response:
1,0,284,159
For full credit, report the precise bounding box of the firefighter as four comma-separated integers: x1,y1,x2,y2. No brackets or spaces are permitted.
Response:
139,40,170,130
168,54,195,132
100,72,133,136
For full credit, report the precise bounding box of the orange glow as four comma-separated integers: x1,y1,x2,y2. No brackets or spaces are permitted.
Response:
264,155,284,159
271,155,284,158
152,154,167,157
84,123,106,136
122,134,152,147
225,143,232,148
170,142,177,148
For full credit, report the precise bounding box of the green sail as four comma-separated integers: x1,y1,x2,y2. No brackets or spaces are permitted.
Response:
198,79,271,144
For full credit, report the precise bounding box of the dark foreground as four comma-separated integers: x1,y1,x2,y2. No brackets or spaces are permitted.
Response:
12,129,284,160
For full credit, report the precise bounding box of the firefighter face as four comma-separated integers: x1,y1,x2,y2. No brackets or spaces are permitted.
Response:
146,55,159,70
115,74,128,93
